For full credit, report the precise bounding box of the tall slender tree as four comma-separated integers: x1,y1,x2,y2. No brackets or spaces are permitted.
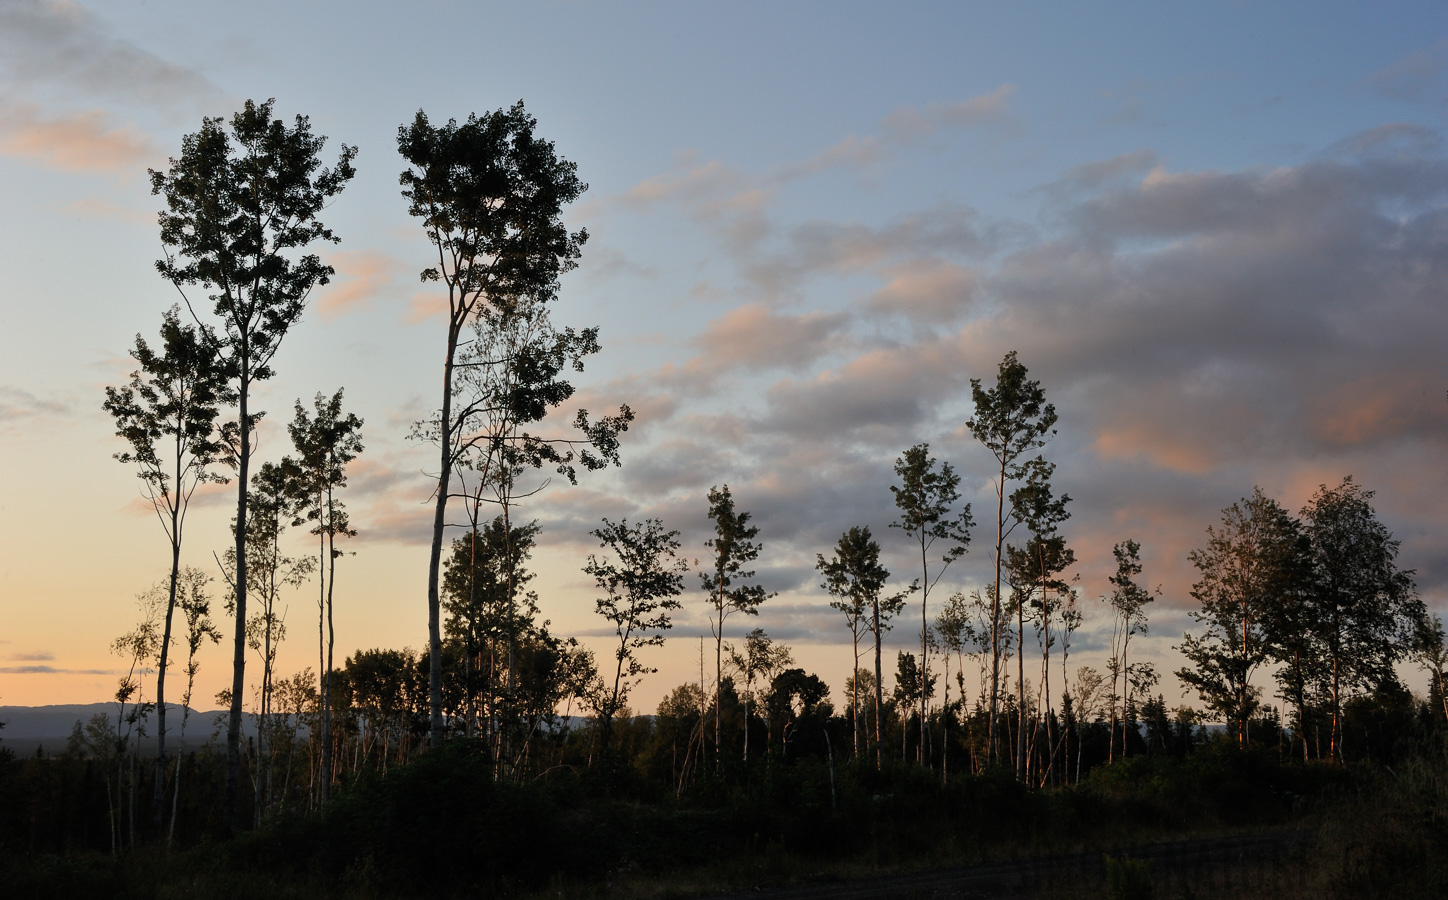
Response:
398,103,628,748
168,567,220,848
967,350,1057,764
585,517,688,748
224,461,313,824
151,99,355,828
1103,540,1152,762
890,444,972,765
103,307,232,836
1004,459,1072,778
287,389,363,807
701,485,772,756
818,526,893,757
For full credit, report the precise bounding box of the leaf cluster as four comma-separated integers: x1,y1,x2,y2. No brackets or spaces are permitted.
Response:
152,98,356,384
102,307,235,524
701,485,773,623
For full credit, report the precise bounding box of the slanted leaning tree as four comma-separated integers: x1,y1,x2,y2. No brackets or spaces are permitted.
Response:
287,389,363,807
890,443,971,765
152,99,355,827
103,306,232,836
818,526,893,758
585,517,688,749
967,350,1057,765
701,485,772,756
398,103,629,748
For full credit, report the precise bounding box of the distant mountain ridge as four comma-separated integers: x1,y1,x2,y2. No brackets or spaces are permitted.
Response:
0,703,237,753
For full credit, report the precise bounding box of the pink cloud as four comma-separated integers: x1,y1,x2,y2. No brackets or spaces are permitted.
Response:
0,104,157,174
317,251,402,320
866,260,978,323
1090,421,1218,476
689,303,846,372
403,291,449,325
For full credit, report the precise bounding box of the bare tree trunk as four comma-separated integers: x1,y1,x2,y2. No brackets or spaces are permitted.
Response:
224,347,251,833
1120,629,1131,759
920,538,929,766
852,636,861,758
714,584,725,760
874,600,884,770
153,524,181,836
1016,595,1026,778
1038,549,1054,786
988,459,1005,764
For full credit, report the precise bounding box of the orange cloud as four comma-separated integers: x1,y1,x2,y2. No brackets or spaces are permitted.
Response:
867,260,978,322
0,104,157,174
403,291,449,325
691,303,844,372
1306,373,1424,448
1091,422,1217,475
317,251,400,320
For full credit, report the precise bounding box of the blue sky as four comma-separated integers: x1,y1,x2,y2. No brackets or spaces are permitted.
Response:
1,0,1445,714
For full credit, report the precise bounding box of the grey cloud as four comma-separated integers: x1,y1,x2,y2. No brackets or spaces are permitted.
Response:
1067,152,1448,243
1369,40,1448,101
864,260,980,325
742,203,1006,300
0,385,69,433
0,665,113,675
0,0,220,110
6,652,55,662
1326,124,1444,169
687,305,849,375
776,85,1019,182
1040,150,1160,200
880,86,1018,141
558,127,1448,673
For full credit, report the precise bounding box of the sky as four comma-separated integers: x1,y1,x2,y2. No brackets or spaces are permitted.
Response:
1,0,1446,718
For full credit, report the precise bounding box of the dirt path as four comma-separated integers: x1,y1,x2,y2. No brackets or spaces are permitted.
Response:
707,830,1316,899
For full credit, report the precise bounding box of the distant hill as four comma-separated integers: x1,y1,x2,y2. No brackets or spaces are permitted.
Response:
0,703,238,755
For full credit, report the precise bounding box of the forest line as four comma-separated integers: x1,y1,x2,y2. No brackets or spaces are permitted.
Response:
61,96,1448,849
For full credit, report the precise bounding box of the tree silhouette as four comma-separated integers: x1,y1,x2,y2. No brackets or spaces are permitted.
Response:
817,526,894,759
1177,488,1303,746
1102,540,1152,762
103,306,232,836
1004,458,1072,778
397,103,628,748
967,351,1057,765
151,99,355,828
287,389,362,806
1299,478,1423,760
891,443,971,765
701,485,772,757
585,517,687,748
